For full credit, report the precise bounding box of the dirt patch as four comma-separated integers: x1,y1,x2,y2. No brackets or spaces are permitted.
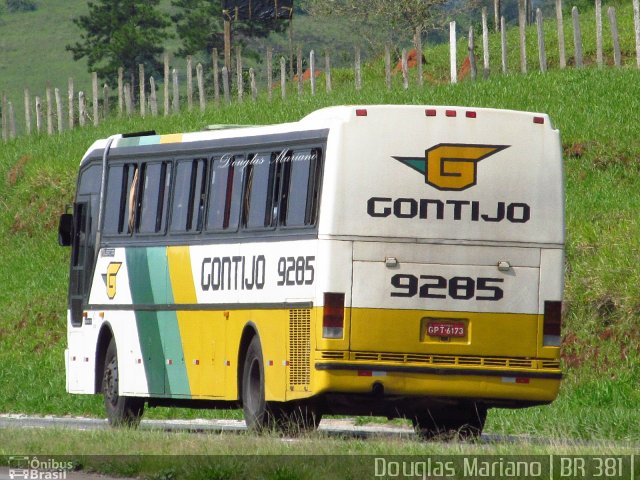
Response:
5,155,31,186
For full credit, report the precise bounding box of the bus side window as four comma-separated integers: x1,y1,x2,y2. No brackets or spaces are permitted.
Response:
103,163,138,235
171,159,207,233
283,148,322,227
138,162,172,234
206,155,244,231
242,152,276,229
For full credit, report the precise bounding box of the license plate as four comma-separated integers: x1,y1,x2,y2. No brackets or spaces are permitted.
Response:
427,321,466,338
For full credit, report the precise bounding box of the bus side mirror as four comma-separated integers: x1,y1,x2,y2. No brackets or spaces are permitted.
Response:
58,213,73,246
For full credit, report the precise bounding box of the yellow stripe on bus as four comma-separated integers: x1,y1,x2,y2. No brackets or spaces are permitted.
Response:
167,246,219,398
160,133,183,144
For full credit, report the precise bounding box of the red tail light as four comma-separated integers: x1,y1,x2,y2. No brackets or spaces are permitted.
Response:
323,292,345,339
543,301,562,346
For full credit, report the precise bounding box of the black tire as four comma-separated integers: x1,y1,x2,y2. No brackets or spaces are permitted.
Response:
242,336,269,432
102,337,144,427
271,402,323,435
413,404,487,441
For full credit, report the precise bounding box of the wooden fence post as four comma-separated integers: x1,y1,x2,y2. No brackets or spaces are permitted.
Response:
118,68,124,116
608,7,621,67
280,57,286,100
139,64,146,117
35,95,42,133
556,0,566,68
172,69,179,112
415,26,423,86
55,88,63,133
450,21,457,84
222,66,230,104
8,102,15,139
402,48,409,89
164,53,170,116
384,45,392,90
482,7,490,78
46,85,53,135
24,88,31,135
149,77,158,117
518,0,527,73
595,0,603,67
1,94,7,141
92,72,99,126
469,26,477,81
236,47,244,103
186,56,193,111
572,7,583,68
355,46,362,91
249,67,257,102
213,49,220,106
536,9,547,72
325,51,332,93
124,83,132,116
77,92,85,127
634,0,640,68
297,46,303,96
103,84,109,119
494,0,501,32
197,63,206,111
68,77,75,129
501,16,508,73
310,50,316,96
267,47,273,101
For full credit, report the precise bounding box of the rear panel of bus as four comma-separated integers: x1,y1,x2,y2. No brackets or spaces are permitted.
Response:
313,106,564,407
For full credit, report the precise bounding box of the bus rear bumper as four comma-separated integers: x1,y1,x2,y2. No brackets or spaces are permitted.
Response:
313,361,561,406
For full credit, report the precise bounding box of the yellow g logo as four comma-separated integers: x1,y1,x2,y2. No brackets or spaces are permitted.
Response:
394,144,508,191
106,262,122,299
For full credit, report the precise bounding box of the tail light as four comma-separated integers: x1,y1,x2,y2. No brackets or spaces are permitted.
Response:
543,301,562,346
323,292,345,339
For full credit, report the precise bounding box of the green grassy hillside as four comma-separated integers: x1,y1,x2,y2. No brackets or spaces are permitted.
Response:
1,65,639,440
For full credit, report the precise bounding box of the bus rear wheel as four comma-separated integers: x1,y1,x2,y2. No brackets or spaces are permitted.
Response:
412,404,486,441
103,338,144,427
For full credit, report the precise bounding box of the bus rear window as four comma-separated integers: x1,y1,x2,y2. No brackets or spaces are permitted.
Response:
283,148,322,227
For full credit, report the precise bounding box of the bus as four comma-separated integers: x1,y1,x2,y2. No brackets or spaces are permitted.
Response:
58,105,564,438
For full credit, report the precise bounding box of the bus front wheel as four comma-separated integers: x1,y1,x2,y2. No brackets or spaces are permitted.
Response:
103,338,144,427
242,336,269,431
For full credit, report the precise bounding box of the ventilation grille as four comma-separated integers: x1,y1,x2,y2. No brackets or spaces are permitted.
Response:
289,309,311,389
320,351,346,360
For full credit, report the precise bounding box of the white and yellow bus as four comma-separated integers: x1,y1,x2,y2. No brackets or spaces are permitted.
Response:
59,105,564,438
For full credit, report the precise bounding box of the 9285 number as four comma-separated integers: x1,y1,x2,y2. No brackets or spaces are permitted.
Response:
277,256,315,286
391,274,504,301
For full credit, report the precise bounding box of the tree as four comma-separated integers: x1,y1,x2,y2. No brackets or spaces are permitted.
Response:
66,0,170,88
171,0,287,60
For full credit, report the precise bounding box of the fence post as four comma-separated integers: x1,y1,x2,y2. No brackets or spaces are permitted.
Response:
55,88,63,133
556,0,566,68
325,51,332,93
149,77,158,117
138,64,145,117
608,7,621,67
164,53,170,116
222,66,230,104
35,95,42,133
249,67,257,102
92,72,99,126
187,56,193,111
384,45,392,90
634,0,640,68
103,84,109,120
450,21,457,84
213,49,220,106
482,7,490,78
8,102,15,140
572,7,583,68
124,83,133,116
355,46,362,91
46,85,53,135
68,77,75,129
197,63,206,111
267,47,273,101
236,47,244,103
172,69,179,112
77,92,85,127
469,26,477,81
494,0,501,32
24,88,31,135
402,48,409,89
536,9,547,72
310,50,316,96
1,94,7,141
118,68,124,116
415,26,423,86
280,57,286,100
501,16,508,73
518,0,527,73
595,0,603,67
297,46,303,96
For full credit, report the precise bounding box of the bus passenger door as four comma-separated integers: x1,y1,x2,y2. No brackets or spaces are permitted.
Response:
68,196,94,326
